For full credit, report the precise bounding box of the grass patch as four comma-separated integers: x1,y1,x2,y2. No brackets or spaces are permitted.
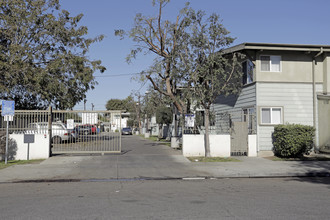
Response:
265,155,330,161
148,136,159,142
188,157,241,162
0,159,44,170
157,138,171,147
140,135,172,147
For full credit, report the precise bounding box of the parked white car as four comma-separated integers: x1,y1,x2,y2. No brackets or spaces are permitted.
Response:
27,122,75,144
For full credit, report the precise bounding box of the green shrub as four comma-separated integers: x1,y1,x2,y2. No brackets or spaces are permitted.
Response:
273,124,315,158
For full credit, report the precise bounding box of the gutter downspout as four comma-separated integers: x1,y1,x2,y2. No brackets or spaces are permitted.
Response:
312,47,323,152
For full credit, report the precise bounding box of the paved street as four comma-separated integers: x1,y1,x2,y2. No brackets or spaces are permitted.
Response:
0,177,329,219
0,135,330,219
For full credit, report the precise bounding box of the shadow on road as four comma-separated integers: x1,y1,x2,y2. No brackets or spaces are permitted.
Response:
285,159,330,187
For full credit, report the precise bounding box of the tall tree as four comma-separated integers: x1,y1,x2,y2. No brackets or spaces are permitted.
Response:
115,0,190,116
0,0,106,109
105,96,135,112
105,99,125,111
117,0,242,156
179,10,242,157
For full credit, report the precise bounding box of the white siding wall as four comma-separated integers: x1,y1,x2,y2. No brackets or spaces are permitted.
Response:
212,84,256,134
213,83,256,115
256,82,322,151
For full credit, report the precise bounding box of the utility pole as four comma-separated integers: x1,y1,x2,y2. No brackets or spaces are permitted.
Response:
138,95,141,134
84,99,86,111
91,103,94,111
145,91,149,134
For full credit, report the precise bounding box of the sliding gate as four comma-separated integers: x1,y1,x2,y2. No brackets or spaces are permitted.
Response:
0,109,121,155
51,110,121,154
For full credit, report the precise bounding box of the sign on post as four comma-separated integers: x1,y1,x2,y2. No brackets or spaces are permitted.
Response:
185,114,195,128
1,100,15,164
24,134,35,161
1,100,15,116
24,134,35,144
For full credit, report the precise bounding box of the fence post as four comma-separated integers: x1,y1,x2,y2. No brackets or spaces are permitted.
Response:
48,106,52,157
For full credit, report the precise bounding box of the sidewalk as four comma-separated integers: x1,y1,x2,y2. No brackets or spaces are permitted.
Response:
0,154,330,183
0,136,330,183
190,156,330,178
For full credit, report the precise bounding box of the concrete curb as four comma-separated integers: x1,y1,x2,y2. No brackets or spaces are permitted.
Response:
2,172,329,184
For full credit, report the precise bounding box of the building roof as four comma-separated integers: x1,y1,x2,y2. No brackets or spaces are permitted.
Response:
223,42,330,54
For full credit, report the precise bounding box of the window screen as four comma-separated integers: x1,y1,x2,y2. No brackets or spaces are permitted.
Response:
261,56,270,71
261,108,271,124
271,56,281,72
272,108,281,124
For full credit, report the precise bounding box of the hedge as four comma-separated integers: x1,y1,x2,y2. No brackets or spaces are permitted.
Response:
273,124,315,158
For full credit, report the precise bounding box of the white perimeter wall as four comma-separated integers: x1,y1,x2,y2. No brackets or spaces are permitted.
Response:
9,134,50,160
183,135,231,157
183,134,257,157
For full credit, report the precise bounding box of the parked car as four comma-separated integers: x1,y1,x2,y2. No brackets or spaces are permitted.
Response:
74,124,97,136
121,127,132,135
27,122,75,144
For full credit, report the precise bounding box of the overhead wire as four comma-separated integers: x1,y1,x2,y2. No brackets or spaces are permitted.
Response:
94,72,141,77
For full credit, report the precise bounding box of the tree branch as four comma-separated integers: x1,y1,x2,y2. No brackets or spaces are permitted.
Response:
146,74,169,96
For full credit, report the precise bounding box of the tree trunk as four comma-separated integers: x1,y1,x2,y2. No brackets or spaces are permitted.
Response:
204,108,211,157
158,124,163,140
181,111,186,136
172,105,178,137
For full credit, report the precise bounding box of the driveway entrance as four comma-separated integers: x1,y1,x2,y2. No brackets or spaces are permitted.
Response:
51,110,122,154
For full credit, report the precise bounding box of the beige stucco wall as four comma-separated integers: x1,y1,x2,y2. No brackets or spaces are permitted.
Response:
323,54,330,94
255,51,323,83
318,98,330,149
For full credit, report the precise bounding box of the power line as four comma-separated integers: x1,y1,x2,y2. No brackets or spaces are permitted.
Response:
94,73,140,77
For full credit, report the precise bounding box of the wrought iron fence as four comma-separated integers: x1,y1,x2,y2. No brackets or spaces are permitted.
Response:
0,109,122,154
215,110,257,135
0,110,50,134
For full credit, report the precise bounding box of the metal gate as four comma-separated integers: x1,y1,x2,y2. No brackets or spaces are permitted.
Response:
0,109,122,155
51,110,122,154
230,121,248,156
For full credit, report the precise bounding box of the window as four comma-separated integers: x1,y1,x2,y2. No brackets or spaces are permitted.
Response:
260,107,283,125
260,55,281,72
242,60,254,85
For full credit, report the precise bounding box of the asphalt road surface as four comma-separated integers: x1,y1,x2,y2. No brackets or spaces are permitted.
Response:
0,177,329,219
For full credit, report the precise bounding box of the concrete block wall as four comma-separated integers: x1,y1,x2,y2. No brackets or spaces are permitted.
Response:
8,134,50,160
183,135,231,157
183,134,258,157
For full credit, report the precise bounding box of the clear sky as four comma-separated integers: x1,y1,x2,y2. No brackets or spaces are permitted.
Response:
59,0,330,110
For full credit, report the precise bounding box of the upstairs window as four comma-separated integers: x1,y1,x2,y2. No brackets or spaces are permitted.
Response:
242,60,254,85
260,55,281,72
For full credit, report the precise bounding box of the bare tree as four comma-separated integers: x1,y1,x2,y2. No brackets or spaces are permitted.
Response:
115,0,190,116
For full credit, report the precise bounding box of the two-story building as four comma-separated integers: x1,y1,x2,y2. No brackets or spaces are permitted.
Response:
213,43,330,156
